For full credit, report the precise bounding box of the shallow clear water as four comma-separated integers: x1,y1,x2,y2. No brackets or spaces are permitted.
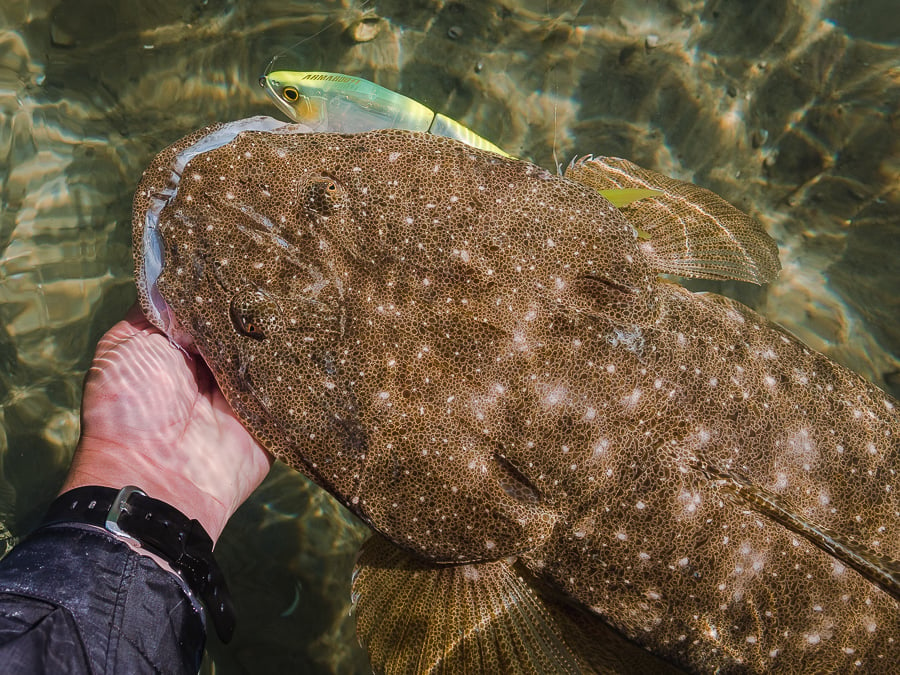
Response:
0,1,898,672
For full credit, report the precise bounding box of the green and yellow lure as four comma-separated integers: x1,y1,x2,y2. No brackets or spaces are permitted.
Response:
259,70,511,157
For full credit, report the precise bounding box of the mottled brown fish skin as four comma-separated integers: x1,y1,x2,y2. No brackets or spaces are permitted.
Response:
134,127,899,673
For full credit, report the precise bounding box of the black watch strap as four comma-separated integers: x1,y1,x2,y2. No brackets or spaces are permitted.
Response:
41,485,235,643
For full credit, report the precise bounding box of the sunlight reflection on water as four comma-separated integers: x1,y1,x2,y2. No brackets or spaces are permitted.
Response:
0,1,898,672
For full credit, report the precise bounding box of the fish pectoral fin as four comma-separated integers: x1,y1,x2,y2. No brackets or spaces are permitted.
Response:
704,465,900,602
352,535,686,674
352,535,584,675
566,156,781,285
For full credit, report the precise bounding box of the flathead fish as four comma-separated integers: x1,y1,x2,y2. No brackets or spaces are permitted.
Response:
133,116,899,674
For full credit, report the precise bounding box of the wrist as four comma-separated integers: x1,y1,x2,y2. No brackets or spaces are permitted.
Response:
62,438,231,542
40,485,236,642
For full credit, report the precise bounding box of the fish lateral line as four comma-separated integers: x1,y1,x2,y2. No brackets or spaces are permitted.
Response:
698,462,900,602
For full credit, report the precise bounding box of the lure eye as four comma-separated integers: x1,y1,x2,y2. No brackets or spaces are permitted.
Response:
282,86,300,102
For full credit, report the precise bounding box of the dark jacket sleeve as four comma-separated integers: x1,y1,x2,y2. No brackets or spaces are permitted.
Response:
0,523,207,674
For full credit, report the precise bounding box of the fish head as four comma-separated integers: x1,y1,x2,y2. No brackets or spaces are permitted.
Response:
133,120,589,561
135,119,355,464
259,71,330,129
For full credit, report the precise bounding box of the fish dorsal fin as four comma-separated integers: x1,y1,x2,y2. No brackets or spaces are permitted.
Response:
352,535,583,674
566,156,781,285
702,465,900,602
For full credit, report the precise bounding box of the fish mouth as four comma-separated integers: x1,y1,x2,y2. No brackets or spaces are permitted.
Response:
135,115,313,348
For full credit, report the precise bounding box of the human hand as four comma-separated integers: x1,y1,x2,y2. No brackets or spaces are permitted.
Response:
62,304,273,542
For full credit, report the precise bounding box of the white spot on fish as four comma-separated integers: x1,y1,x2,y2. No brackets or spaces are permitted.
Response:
621,388,642,409
678,490,702,515
786,427,817,471
542,384,568,407
608,326,644,353
592,438,610,458
453,249,470,263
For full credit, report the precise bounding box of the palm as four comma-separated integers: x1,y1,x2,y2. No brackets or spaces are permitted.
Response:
67,305,272,540
81,308,255,460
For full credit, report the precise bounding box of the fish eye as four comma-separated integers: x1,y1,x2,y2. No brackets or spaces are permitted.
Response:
231,306,266,340
317,176,345,198
302,175,348,215
230,289,280,340
282,86,300,102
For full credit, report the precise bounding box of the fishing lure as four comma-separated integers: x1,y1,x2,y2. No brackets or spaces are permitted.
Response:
259,70,511,157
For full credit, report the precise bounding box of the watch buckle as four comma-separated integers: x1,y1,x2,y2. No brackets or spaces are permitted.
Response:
104,485,147,542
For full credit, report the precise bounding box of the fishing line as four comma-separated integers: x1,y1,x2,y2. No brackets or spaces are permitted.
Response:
263,0,375,77
552,88,561,175
548,2,585,174
550,9,560,174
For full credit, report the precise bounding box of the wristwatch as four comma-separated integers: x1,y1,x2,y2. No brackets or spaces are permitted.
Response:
41,485,235,642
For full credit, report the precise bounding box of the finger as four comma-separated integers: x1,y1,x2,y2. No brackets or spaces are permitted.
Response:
190,354,220,397
94,304,154,352
124,301,146,324
125,302,167,337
